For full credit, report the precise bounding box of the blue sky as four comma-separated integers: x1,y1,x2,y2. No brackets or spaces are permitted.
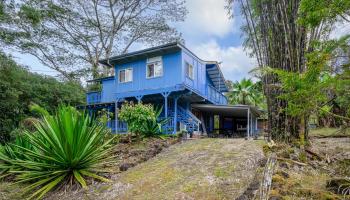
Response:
174,0,255,82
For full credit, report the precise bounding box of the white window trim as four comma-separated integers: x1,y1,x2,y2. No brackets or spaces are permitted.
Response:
186,62,194,80
146,56,163,79
118,68,133,83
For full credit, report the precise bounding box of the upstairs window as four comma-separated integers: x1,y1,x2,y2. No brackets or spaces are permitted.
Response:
119,68,133,83
186,62,194,79
147,56,163,78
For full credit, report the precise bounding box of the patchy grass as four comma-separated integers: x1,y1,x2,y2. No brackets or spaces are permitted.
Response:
309,127,350,138
51,138,265,200
269,137,350,199
116,139,264,200
0,182,23,200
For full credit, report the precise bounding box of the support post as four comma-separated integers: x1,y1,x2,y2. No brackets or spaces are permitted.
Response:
161,92,170,118
209,115,213,132
247,108,250,138
107,107,110,128
173,96,179,134
115,99,119,134
136,95,143,103
251,115,253,136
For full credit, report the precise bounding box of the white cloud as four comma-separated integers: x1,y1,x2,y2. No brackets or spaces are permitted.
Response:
190,40,256,81
177,0,234,39
330,21,350,39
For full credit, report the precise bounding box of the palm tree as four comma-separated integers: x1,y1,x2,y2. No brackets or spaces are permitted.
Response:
226,78,263,106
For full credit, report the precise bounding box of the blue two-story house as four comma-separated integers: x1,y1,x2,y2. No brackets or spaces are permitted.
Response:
86,42,261,137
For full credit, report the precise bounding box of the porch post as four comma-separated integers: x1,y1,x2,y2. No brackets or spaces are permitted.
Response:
209,115,213,132
247,108,250,138
255,117,258,131
115,99,119,134
106,107,110,128
251,115,253,136
161,92,170,118
173,96,179,134
136,95,143,103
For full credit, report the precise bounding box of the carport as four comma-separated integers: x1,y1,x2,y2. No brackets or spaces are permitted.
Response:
192,104,262,138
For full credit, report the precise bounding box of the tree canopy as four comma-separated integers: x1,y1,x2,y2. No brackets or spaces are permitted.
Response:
0,0,187,80
226,78,265,108
0,53,85,142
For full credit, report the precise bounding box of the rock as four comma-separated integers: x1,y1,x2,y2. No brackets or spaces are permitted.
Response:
269,196,282,200
279,162,289,169
277,170,290,179
119,163,135,171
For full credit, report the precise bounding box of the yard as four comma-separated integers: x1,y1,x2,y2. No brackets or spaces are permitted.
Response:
49,138,265,200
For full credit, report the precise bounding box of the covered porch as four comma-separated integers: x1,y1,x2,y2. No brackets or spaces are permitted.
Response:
192,104,262,138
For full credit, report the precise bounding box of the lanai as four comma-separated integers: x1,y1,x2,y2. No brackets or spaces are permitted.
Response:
192,104,262,138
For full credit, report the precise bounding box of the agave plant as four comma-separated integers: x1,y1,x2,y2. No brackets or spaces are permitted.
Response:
0,106,115,199
0,135,34,178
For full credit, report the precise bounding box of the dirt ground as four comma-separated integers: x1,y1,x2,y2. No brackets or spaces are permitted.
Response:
269,137,350,200
50,138,265,200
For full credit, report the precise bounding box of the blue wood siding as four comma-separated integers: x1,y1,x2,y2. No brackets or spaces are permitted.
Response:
181,49,227,105
87,48,227,105
114,51,182,95
101,79,115,102
182,49,207,95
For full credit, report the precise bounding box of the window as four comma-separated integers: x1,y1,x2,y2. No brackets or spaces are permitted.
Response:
186,62,194,79
146,56,163,78
119,68,133,83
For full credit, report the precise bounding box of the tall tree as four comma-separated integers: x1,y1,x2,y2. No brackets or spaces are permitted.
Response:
0,53,85,142
0,0,187,80
226,0,329,141
226,0,350,142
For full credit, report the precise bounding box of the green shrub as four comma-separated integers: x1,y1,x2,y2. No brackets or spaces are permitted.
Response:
0,106,115,199
119,102,167,139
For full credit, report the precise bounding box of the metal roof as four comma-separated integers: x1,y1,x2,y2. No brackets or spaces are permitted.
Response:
206,62,228,92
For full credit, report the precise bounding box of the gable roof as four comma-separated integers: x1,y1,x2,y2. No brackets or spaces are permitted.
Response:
99,42,228,92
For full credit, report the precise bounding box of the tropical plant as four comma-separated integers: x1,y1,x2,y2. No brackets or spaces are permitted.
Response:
0,105,115,199
226,78,264,107
140,106,168,138
0,135,34,178
118,102,157,137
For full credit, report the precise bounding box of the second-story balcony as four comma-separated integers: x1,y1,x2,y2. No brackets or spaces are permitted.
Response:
206,84,228,105
86,91,101,104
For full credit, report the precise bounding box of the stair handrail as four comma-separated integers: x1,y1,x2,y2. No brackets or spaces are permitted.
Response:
177,106,201,124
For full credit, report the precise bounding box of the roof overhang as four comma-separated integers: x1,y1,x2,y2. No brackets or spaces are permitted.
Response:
86,76,114,83
99,42,182,66
192,104,261,118
206,62,228,92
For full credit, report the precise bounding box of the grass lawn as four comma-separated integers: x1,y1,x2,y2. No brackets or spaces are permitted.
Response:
309,127,350,138
52,138,265,200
